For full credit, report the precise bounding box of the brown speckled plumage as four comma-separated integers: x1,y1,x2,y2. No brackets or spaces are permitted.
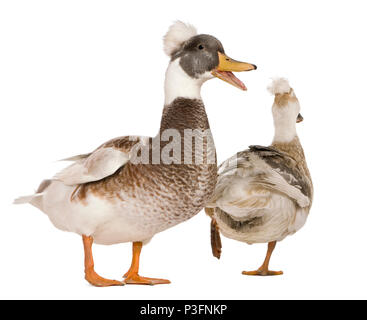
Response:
74,98,217,231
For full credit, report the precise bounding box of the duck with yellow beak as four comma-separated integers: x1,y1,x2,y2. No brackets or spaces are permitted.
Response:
164,22,256,104
14,21,256,287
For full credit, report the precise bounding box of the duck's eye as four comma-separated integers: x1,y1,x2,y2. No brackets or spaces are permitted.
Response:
198,44,204,50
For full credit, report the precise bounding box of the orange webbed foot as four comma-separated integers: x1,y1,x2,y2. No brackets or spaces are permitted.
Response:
122,241,171,285
242,241,283,276
242,269,283,276
85,269,124,287
123,272,171,285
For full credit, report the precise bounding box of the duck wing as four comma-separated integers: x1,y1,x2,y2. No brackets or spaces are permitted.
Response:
54,136,148,186
247,145,311,207
208,145,310,218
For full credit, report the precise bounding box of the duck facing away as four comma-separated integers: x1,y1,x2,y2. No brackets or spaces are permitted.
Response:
206,78,313,276
14,21,256,286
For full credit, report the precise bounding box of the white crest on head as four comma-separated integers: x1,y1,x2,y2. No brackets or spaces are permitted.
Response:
267,77,291,95
163,21,197,56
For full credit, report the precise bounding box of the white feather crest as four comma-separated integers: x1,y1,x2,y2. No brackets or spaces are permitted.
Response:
163,21,197,56
267,77,291,95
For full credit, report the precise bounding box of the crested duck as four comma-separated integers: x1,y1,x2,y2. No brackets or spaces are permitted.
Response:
206,78,313,276
14,21,256,286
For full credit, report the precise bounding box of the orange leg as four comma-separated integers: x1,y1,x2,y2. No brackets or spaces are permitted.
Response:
123,242,171,285
82,235,123,287
242,241,283,276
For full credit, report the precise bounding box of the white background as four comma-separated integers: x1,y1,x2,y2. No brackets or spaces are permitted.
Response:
1,0,366,300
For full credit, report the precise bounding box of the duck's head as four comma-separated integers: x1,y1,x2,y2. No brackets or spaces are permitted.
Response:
268,78,303,125
268,78,303,142
163,21,256,101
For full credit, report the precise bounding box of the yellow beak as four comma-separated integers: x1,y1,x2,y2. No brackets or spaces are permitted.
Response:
212,52,257,90
217,52,257,72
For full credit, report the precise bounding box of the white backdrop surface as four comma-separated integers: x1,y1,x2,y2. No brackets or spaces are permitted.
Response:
1,0,366,299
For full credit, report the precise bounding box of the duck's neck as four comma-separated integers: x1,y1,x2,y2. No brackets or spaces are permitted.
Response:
160,98,210,133
272,108,297,144
164,59,204,106
159,97,214,167
161,59,210,133
273,122,297,144
158,61,215,167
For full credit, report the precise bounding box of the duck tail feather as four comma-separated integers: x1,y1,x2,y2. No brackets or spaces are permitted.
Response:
13,193,44,205
211,219,222,259
59,153,91,162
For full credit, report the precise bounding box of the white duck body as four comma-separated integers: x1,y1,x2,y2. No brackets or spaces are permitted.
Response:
207,78,313,245
36,174,209,246
37,181,136,245
32,161,167,245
